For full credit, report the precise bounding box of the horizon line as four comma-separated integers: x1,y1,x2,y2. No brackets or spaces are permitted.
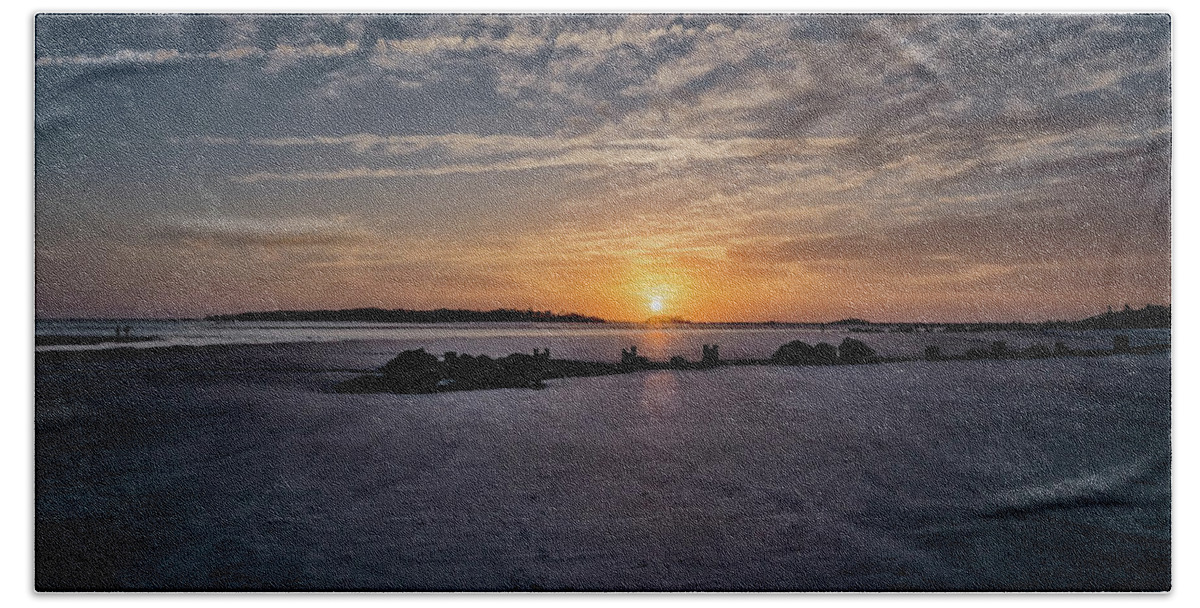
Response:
34,303,1171,327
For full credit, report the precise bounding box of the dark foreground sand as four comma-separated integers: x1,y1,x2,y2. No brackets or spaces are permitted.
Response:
35,341,1170,591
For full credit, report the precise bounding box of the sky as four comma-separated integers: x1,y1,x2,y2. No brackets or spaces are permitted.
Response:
34,13,1171,323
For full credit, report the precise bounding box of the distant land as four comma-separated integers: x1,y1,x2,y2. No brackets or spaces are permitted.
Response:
205,308,607,324
1062,304,1170,329
643,315,693,325
201,304,1169,329
935,304,1169,332
831,304,1170,333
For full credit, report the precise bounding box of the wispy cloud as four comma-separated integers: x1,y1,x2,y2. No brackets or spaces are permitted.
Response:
150,215,368,248
37,48,192,66
36,41,360,67
210,133,851,182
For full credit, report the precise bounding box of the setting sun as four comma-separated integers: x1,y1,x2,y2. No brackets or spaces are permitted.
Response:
623,264,692,321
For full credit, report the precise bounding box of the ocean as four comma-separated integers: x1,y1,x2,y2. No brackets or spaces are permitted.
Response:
34,318,1170,360
34,322,1171,590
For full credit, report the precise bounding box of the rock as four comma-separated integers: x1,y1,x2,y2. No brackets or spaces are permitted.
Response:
814,343,838,364
772,340,837,365
838,338,878,364
381,349,440,372
772,340,813,364
377,348,444,393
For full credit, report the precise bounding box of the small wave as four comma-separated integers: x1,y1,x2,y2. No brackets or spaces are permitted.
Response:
982,456,1167,518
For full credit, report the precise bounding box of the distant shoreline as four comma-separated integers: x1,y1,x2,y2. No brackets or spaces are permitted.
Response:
35,303,1170,330
204,308,608,324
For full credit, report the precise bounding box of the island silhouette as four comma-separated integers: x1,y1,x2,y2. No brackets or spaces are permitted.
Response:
205,307,607,324
203,304,1169,330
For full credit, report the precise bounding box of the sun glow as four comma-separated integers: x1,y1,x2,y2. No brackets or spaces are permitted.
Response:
622,262,693,321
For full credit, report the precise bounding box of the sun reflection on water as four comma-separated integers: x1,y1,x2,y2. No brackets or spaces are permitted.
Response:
637,370,681,416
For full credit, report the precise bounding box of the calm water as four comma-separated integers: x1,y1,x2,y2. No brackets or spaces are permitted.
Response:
35,321,1171,590
35,319,1170,363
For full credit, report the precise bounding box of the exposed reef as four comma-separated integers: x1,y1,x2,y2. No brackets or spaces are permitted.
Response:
335,335,1169,395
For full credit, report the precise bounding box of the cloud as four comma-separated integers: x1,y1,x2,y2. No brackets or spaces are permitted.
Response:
196,132,850,183
36,48,190,67
371,32,543,63
730,199,1168,277
36,41,360,68
150,216,368,248
34,14,1171,319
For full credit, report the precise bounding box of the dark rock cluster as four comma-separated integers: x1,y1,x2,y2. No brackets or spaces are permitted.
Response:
335,333,1165,395
336,348,551,394
771,338,878,365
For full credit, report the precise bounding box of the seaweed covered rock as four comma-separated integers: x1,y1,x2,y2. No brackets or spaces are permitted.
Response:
814,343,838,363
335,348,443,393
838,338,878,364
337,348,551,394
381,348,441,377
377,348,445,392
772,340,812,365
772,340,838,365
424,350,549,391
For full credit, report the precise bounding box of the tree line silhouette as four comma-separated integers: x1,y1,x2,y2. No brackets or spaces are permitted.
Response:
206,307,607,324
